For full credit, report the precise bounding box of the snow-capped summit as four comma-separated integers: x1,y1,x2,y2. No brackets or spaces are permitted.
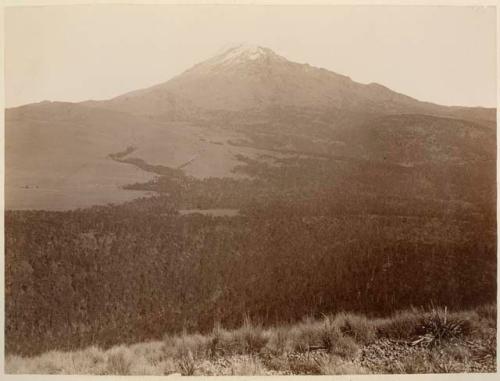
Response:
186,43,287,74
214,43,283,63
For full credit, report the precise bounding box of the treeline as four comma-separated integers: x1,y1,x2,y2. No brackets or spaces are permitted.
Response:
124,153,495,220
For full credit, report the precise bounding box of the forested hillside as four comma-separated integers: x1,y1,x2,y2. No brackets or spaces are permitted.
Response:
6,151,496,355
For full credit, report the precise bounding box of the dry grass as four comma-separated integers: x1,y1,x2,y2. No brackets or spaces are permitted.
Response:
287,355,323,374
229,355,268,375
330,312,377,344
374,308,423,340
231,316,270,354
317,355,370,375
266,326,294,354
6,305,496,375
105,346,132,375
477,303,497,323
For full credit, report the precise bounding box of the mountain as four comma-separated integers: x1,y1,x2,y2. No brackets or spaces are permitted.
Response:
5,44,496,210
84,43,495,124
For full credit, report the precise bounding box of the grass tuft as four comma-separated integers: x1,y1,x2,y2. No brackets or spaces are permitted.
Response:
105,346,132,375
413,307,473,347
332,312,377,344
266,326,294,355
375,309,422,340
177,349,196,375
231,316,269,354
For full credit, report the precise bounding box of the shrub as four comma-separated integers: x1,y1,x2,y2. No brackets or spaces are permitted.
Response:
130,341,165,365
164,332,210,359
165,332,210,375
207,323,230,357
476,304,497,328
414,307,473,347
329,335,360,359
318,314,364,359
319,316,342,351
289,320,324,353
23,351,65,374
68,346,106,374
105,346,132,375
206,320,265,356
332,312,377,344
274,314,361,358
266,327,293,355
231,316,269,354
176,350,196,376
375,309,422,340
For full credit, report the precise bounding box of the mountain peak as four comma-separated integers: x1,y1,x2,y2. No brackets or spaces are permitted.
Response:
97,44,494,120
185,43,287,75
217,43,276,61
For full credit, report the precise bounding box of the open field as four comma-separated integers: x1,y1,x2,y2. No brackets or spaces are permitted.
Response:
5,103,293,211
6,306,496,375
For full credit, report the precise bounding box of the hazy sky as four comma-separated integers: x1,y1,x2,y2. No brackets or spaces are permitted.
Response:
5,5,497,108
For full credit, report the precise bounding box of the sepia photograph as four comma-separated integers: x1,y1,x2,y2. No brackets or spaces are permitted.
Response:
3,2,497,376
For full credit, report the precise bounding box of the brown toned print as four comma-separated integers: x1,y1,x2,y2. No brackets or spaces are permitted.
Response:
4,4,497,376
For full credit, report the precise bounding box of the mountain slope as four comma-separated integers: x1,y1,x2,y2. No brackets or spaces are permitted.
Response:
5,44,496,210
6,102,157,209
5,101,290,209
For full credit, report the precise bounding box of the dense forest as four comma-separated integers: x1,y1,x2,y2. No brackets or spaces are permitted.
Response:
5,151,496,356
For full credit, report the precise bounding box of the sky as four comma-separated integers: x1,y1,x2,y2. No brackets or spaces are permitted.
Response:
5,5,497,108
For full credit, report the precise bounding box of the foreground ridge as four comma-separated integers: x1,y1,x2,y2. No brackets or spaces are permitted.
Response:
6,305,496,375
